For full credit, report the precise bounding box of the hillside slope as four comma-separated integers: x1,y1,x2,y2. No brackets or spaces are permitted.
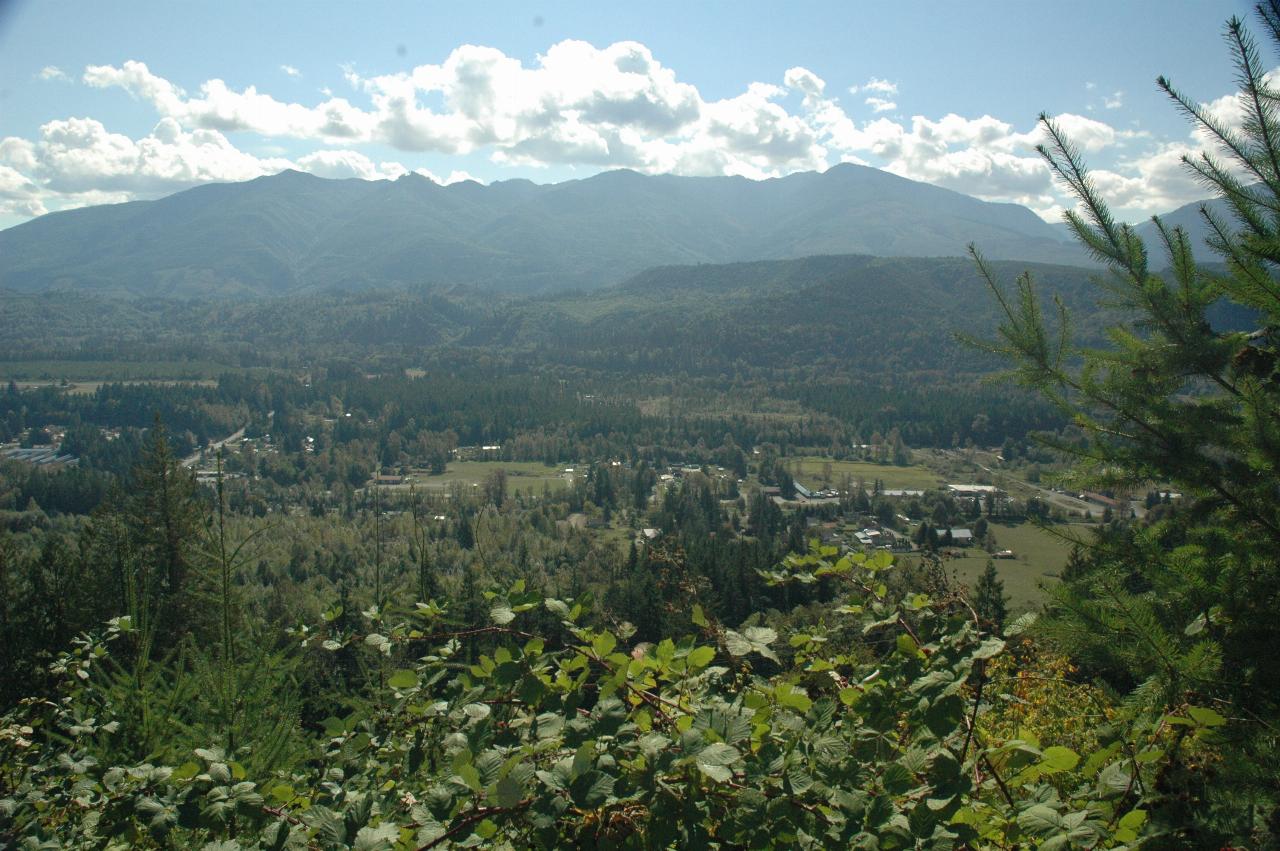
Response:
0,165,1086,297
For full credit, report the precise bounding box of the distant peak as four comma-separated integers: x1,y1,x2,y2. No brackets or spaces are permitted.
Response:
269,168,317,180
590,168,645,181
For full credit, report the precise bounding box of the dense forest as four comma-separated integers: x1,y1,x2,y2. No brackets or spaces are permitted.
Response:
3,7,1280,848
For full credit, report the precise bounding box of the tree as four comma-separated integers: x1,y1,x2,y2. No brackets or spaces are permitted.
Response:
967,5,1280,842
973,560,1008,632
118,417,209,646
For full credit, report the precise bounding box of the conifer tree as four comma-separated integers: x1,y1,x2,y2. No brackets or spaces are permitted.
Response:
972,560,1008,633
968,3,1280,841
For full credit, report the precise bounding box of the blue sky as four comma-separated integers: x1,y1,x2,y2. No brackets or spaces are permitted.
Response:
0,0,1258,229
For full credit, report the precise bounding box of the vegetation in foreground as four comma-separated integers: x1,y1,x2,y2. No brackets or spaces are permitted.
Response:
3,5,1280,847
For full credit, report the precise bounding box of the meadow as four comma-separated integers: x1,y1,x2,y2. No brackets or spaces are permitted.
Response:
405,460,573,496
788,455,946,490
928,522,1088,613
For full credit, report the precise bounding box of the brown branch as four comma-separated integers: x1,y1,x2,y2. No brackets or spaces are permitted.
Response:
959,660,987,765
415,800,531,850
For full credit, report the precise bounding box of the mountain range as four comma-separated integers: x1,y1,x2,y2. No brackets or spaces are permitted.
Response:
0,164,1091,298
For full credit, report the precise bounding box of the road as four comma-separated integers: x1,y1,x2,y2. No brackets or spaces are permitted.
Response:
182,426,246,468
938,449,1100,516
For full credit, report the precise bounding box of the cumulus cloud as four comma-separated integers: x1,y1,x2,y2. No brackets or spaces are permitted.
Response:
0,117,352,217
32,116,294,195
0,41,1261,224
295,149,405,180
38,66,70,82
851,77,898,96
78,45,826,177
0,113,487,219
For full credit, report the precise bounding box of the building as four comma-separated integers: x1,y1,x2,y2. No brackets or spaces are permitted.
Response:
1,445,78,467
948,484,1004,497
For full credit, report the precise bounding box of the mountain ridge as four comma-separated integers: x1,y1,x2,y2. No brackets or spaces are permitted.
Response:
0,164,1089,298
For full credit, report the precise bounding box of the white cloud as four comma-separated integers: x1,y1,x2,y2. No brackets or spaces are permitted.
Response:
0,43,1264,225
0,117,298,217
78,46,823,177
295,149,404,180
34,116,294,195
0,113,484,219
413,167,481,185
84,60,374,140
281,64,301,78
851,77,897,96
38,66,70,82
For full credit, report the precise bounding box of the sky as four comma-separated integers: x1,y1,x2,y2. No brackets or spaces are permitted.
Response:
0,0,1261,230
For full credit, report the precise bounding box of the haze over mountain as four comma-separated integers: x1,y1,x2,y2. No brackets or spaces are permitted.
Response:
0,164,1089,299
1134,195,1230,262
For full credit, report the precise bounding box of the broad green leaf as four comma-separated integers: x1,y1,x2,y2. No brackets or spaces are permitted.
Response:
495,774,523,808
171,761,200,781
1039,746,1080,774
592,632,617,657
723,630,753,657
774,683,812,713
1186,705,1226,727
695,744,739,783
463,703,491,722
881,763,913,795
972,637,1006,660
1018,803,1062,834
387,669,418,690
569,770,615,807
687,646,715,669
353,822,400,851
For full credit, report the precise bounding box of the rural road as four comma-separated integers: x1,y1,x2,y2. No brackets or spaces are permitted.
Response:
939,449,1099,515
182,426,246,468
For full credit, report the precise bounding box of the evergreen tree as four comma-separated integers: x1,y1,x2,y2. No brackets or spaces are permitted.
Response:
109,417,210,647
972,560,1008,633
968,5,1280,841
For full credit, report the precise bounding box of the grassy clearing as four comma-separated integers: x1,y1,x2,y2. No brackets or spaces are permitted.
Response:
407,461,572,496
934,522,1090,613
788,456,945,491
0,360,246,381
11,379,219,395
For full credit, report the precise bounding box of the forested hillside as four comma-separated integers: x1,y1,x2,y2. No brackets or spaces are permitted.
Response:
0,163,1085,297
3,5,1280,849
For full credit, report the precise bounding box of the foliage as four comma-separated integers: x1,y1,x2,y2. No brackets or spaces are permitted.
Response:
2,544,1194,849
964,3,1280,843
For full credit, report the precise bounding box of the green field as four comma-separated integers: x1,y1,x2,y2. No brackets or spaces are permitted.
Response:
1,360,251,381
789,456,945,491
11,379,219,395
407,461,572,496
932,522,1090,613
